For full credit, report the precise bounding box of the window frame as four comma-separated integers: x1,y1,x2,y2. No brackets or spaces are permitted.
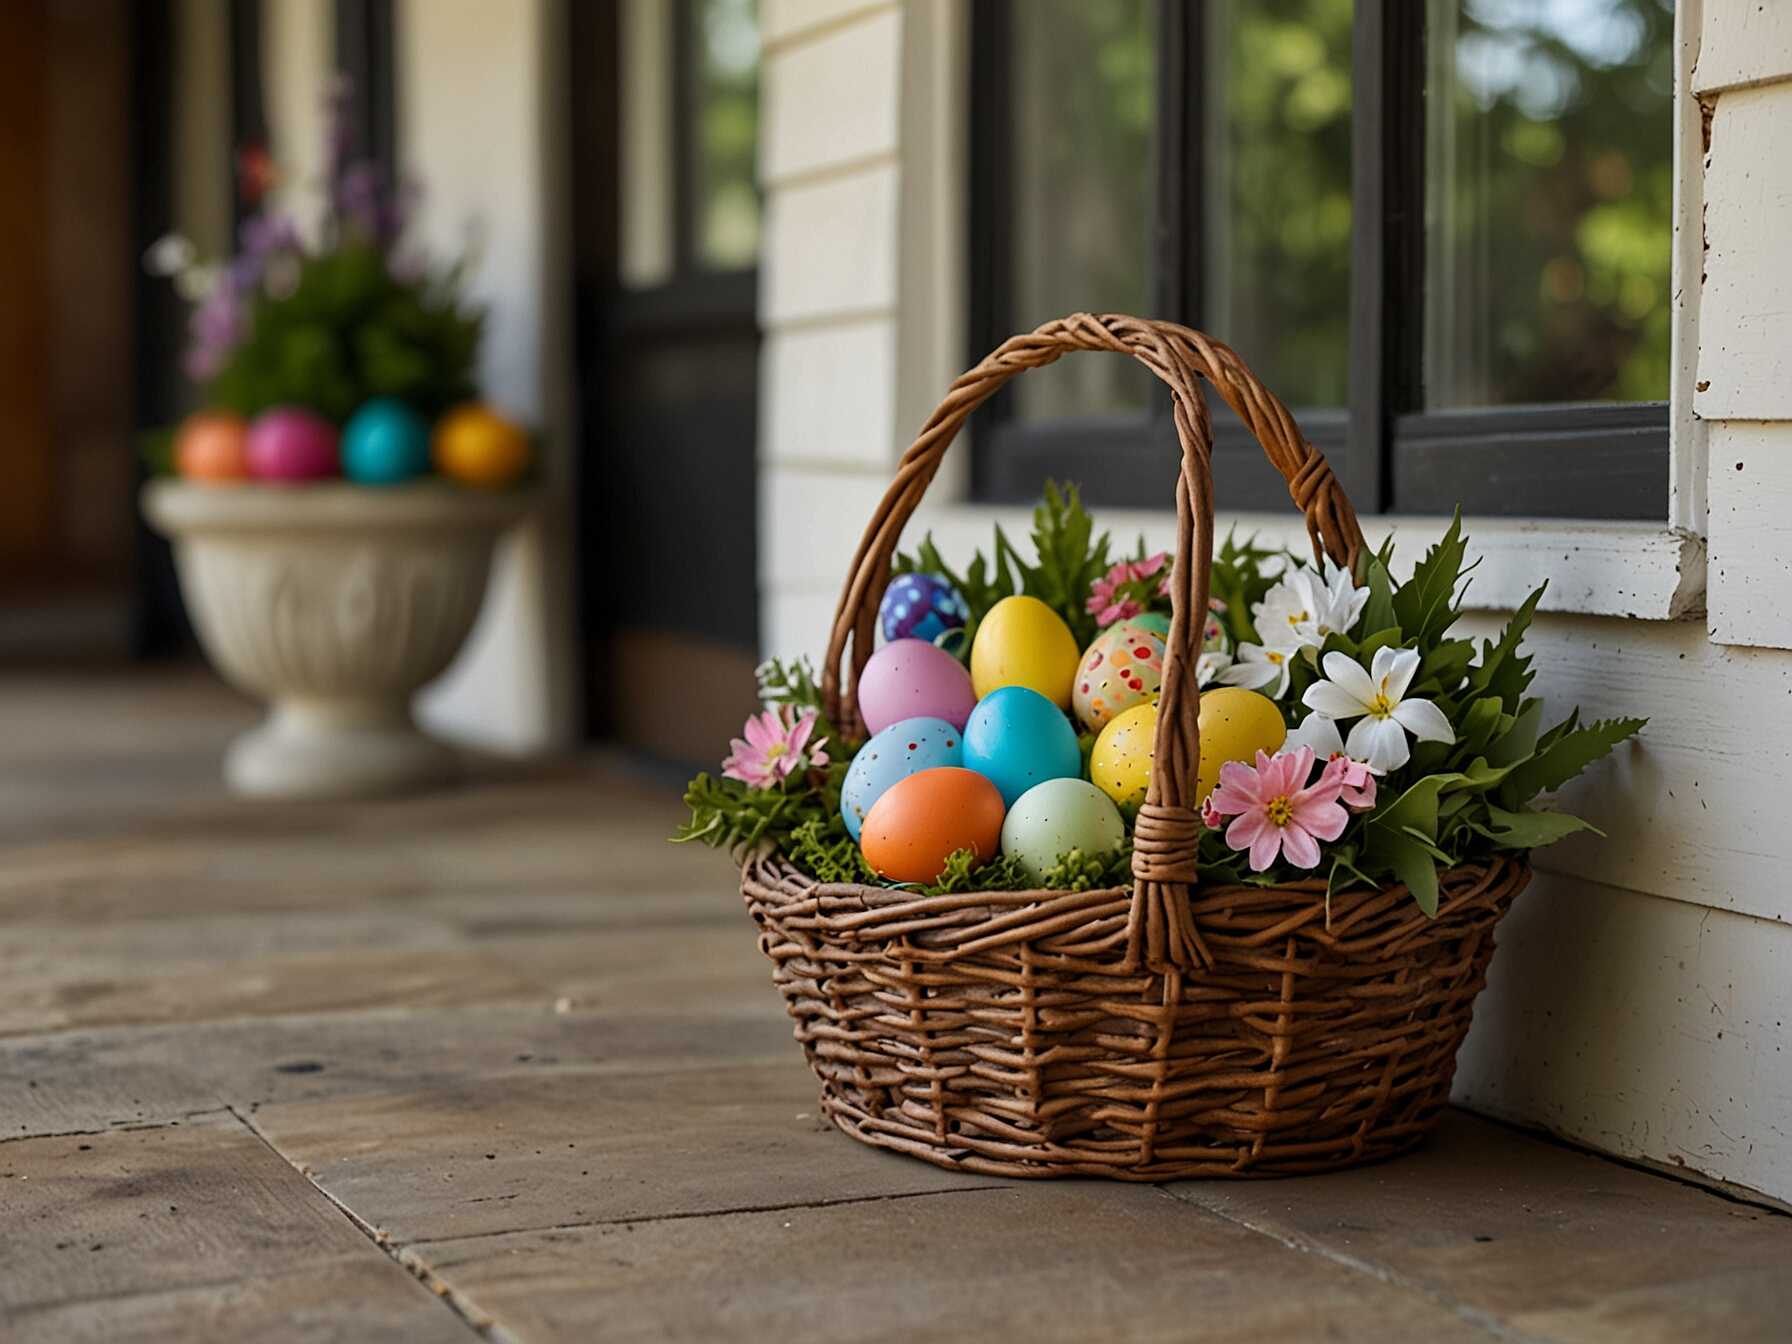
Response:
966,0,1671,521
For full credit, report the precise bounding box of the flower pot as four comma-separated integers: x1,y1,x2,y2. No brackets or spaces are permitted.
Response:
142,480,535,799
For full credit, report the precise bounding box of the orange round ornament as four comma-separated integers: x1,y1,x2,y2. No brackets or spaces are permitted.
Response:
174,411,251,482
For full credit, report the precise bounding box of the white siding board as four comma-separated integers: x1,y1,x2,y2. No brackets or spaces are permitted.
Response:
762,319,898,469
1707,421,1792,648
762,0,894,49
1457,872,1792,1205
1694,0,1792,94
761,164,899,325
1695,84,1792,422
759,465,892,590
761,9,900,185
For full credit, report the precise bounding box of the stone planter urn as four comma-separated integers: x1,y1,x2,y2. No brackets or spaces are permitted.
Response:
143,480,536,799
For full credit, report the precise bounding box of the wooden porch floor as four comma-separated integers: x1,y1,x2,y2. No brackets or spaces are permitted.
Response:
2,668,1789,1342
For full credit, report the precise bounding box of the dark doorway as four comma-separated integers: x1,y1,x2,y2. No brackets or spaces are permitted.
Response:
570,0,762,766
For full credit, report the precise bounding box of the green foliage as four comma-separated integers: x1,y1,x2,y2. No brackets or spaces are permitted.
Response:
204,243,481,424
894,480,1110,657
686,487,1649,915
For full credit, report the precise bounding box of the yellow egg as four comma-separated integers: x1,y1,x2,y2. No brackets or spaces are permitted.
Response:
1091,702,1157,810
970,596,1080,708
1195,687,1287,803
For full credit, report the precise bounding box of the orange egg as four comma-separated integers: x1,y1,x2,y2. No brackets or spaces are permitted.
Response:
174,411,251,482
859,766,1005,885
432,403,532,489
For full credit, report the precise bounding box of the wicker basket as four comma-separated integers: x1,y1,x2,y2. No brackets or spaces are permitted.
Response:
742,313,1529,1179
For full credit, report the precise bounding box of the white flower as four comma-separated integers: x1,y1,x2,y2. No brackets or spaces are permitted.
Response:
1285,710,1353,764
1196,648,1233,688
1300,647,1455,774
1252,564,1371,652
144,233,195,277
1220,641,1297,699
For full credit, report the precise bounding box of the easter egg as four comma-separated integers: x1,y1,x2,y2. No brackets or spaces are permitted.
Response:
962,686,1082,808
1091,702,1158,810
175,411,251,482
879,572,969,645
342,398,431,485
1195,687,1287,804
1000,778,1126,884
860,766,1005,884
433,403,532,488
1130,612,1170,637
840,717,963,840
246,407,340,482
1073,621,1167,733
970,595,1080,708
857,638,978,735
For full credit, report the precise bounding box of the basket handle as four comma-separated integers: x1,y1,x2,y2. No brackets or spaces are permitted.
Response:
821,313,1368,973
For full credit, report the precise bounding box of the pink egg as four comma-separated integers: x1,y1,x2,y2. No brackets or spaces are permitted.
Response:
246,407,341,482
857,638,977,734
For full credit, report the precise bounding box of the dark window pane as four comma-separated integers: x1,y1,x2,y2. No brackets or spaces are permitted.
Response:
1424,0,1675,407
1205,0,1354,407
693,0,760,271
1009,0,1155,421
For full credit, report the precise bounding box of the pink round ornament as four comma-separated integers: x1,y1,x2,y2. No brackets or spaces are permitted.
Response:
246,407,341,482
857,638,978,735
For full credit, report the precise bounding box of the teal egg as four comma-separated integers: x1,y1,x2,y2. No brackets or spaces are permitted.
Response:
841,717,963,840
342,398,431,485
1130,612,1170,637
962,685,1082,808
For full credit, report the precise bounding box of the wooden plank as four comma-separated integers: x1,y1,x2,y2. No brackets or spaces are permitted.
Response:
1695,0,1792,94
1707,421,1792,648
407,1181,1497,1344
1166,1110,1792,1342
2,1005,792,1141
0,919,771,1037
243,1061,1000,1246
1455,872,1792,1206
0,1115,471,1342
1696,84,1792,422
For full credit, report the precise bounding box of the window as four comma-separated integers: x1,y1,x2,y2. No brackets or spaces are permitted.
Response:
969,0,1675,519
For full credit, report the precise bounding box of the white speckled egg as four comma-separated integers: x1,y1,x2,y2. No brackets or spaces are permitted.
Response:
999,778,1126,884
1072,621,1166,733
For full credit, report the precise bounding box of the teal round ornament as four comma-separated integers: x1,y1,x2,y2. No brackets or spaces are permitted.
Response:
342,398,431,485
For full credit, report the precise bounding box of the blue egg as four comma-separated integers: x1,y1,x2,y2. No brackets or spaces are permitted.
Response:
342,398,431,485
962,686,1082,808
840,717,963,839
880,573,970,645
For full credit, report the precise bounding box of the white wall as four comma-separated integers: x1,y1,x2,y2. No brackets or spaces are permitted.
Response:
398,0,579,754
756,1,1792,1202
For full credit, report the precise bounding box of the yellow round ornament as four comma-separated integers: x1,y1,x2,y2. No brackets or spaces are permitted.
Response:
969,595,1080,708
1090,701,1157,810
1195,687,1287,803
432,403,532,489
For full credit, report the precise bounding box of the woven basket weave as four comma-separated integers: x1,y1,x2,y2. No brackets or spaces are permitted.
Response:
742,314,1529,1179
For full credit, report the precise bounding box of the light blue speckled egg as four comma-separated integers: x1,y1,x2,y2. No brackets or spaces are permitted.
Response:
840,716,964,840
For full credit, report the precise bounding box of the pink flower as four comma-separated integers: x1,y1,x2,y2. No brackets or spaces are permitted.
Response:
1202,747,1349,872
721,705,829,789
1320,753,1378,811
1087,552,1175,628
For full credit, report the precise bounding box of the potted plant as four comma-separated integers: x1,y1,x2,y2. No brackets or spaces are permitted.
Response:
141,85,536,799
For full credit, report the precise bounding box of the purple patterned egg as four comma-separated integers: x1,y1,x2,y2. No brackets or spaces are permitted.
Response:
879,572,970,645
1072,620,1167,734
246,407,340,482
